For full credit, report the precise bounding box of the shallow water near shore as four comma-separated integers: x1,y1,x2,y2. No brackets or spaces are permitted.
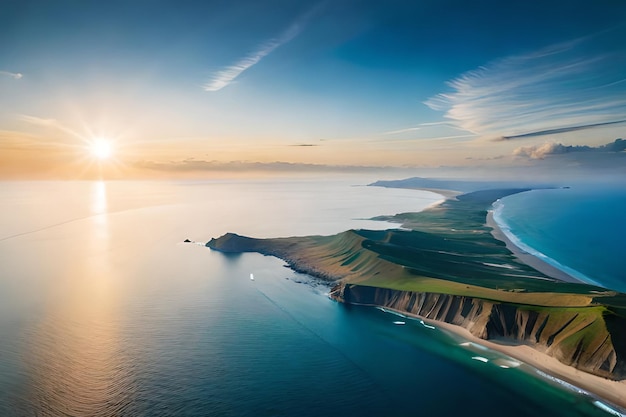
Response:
493,185,626,293
0,179,620,416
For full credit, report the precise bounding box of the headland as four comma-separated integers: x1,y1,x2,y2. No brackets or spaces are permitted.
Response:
206,184,626,410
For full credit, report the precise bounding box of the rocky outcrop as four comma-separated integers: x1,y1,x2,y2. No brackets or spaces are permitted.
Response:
331,284,626,380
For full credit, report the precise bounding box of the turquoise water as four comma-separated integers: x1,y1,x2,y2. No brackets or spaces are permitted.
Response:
493,185,626,293
0,180,620,416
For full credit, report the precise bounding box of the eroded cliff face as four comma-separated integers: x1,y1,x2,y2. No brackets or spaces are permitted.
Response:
331,284,626,380
206,194,626,383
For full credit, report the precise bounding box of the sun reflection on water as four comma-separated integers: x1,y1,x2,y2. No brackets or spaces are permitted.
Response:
91,181,109,242
15,181,134,415
91,181,108,215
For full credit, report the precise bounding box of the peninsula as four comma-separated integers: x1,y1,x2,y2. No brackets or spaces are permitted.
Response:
206,186,626,409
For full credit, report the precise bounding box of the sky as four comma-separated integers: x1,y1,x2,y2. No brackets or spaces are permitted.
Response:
1,0,625,179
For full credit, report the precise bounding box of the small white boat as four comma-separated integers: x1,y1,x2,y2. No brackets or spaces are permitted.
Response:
250,273,254,281
393,321,406,325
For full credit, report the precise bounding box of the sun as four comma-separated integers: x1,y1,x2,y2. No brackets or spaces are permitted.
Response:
90,138,113,160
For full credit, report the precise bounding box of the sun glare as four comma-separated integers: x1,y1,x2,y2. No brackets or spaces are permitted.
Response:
90,139,113,160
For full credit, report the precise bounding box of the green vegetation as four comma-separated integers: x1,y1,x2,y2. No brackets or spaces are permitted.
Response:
207,188,623,308
207,187,626,379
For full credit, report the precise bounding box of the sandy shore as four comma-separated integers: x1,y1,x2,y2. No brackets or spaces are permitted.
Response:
417,190,626,409
457,194,625,409
482,200,626,408
383,306,626,411
486,210,586,284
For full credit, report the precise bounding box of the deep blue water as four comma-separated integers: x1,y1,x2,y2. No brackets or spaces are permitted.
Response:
0,180,621,416
493,185,626,293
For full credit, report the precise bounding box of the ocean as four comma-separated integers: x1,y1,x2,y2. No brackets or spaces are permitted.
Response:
493,185,626,293
0,179,620,416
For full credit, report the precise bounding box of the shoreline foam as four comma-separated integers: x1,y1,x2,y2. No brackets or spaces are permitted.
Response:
489,195,607,288
485,210,585,284
421,188,626,410
378,187,626,410
209,185,626,412
379,305,626,412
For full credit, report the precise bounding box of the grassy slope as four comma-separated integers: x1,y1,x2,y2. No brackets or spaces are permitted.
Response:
206,188,626,376
207,189,623,309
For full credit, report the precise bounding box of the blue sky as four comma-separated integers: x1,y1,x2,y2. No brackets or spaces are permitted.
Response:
1,0,625,178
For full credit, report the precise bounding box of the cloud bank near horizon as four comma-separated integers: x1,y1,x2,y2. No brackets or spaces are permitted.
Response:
134,158,399,173
426,31,626,140
514,138,626,159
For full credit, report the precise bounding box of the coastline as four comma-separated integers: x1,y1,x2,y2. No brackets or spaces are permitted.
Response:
373,187,626,410
405,187,462,200
399,188,626,410
480,191,626,409
485,210,585,284
208,184,626,413
380,305,626,412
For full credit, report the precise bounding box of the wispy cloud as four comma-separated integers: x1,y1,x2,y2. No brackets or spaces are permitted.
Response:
18,114,82,139
426,29,626,139
373,134,477,144
418,121,449,126
514,138,626,159
418,121,471,133
382,127,421,135
204,6,320,92
501,119,626,140
0,130,51,149
0,70,23,80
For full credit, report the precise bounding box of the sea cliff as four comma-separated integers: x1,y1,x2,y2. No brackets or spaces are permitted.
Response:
206,188,626,382
331,284,626,380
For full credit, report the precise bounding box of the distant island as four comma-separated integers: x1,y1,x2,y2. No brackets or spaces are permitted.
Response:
206,182,626,410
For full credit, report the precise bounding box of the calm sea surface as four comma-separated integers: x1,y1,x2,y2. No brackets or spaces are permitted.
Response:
0,179,619,416
494,185,626,293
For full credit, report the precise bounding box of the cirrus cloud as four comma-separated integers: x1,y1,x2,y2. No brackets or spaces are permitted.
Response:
203,25,301,92
426,29,626,140
204,4,322,92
